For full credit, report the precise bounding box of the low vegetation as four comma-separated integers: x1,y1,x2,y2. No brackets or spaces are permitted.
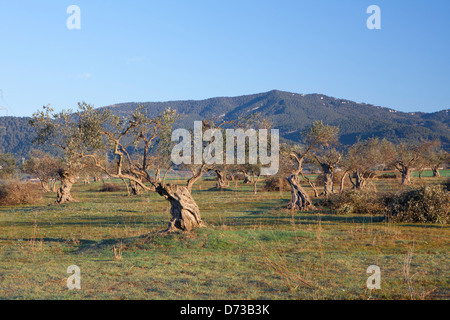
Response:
0,103,448,300
387,184,449,224
0,173,448,300
0,181,43,206
328,190,386,216
99,182,124,193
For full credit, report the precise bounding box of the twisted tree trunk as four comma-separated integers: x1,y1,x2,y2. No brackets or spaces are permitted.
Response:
320,163,334,197
394,162,413,186
252,172,261,195
213,169,229,189
418,169,424,179
340,170,349,194
243,172,253,184
286,151,314,210
286,174,313,211
129,180,143,195
56,170,77,204
432,166,440,177
156,166,206,233
156,184,205,232
155,168,161,182
350,171,368,190
400,167,412,185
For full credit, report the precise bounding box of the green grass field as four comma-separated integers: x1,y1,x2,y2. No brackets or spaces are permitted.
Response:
0,171,449,300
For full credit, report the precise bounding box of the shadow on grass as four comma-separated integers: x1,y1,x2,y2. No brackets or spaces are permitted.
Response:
221,213,387,227
0,235,144,254
205,187,236,192
75,230,176,254
0,215,167,228
391,223,448,229
0,237,98,247
0,231,173,255
192,187,255,194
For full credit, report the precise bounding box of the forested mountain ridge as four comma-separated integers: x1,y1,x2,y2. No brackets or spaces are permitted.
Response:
0,117,36,159
0,116,61,159
1,90,449,158
103,90,449,147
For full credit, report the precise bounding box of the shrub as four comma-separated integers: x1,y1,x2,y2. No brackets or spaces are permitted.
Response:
387,185,449,224
377,172,397,179
328,190,386,215
443,179,450,192
0,181,43,206
262,177,290,192
100,182,123,192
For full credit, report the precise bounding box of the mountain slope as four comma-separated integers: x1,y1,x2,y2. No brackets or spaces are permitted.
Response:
103,90,450,147
1,90,449,158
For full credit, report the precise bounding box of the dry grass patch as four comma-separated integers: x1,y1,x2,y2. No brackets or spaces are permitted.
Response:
0,181,43,206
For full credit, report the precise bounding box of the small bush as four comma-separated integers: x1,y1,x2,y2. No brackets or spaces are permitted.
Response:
387,185,449,224
377,172,397,179
0,181,43,206
232,173,246,181
443,179,450,192
262,177,290,192
100,183,123,192
328,190,386,215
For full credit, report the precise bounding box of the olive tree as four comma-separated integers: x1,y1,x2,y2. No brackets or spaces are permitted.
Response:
77,104,209,232
307,121,341,197
391,142,429,185
284,121,336,209
22,150,62,192
30,105,92,203
342,138,393,191
420,141,448,178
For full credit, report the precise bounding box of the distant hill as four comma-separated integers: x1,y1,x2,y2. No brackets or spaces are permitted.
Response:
0,117,36,159
102,90,450,147
0,116,58,159
1,90,449,159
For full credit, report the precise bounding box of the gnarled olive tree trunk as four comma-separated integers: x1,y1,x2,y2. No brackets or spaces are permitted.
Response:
212,169,229,189
286,151,314,210
243,172,253,184
156,184,205,232
155,168,161,182
349,171,368,190
150,164,207,233
400,167,412,185
320,163,334,197
286,174,313,210
56,170,77,204
394,162,413,186
252,172,261,195
129,180,144,195
339,170,349,194
432,166,440,177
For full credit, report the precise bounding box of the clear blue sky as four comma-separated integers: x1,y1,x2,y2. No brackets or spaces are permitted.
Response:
0,0,449,117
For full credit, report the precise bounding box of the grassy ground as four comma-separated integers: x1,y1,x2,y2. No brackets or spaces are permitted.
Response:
0,171,449,300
